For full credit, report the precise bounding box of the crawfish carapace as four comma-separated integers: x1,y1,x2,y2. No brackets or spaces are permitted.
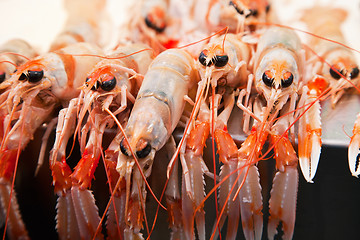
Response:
117,48,198,238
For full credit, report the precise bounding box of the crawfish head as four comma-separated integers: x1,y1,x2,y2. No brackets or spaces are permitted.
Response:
323,50,359,96
85,63,138,109
116,132,156,225
119,137,155,178
229,0,267,19
0,59,58,147
197,43,231,98
198,47,229,68
85,65,120,92
255,48,300,106
1,90,57,154
144,5,167,33
10,58,57,100
116,101,170,179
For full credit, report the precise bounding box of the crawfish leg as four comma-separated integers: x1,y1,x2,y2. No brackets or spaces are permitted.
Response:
49,99,81,240
348,113,360,176
214,128,241,240
70,109,112,240
51,158,80,240
238,127,266,240
104,136,127,239
219,91,263,240
238,163,263,240
70,150,103,239
50,98,78,164
268,123,299,240
0,148,29,240
125,165,147,239
212,92,242,239
181,121,210,240
165,136,184,240
298,80,323,183
0,181,29,240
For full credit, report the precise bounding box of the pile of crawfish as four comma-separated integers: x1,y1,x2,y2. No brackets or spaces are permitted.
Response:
0,0,359,239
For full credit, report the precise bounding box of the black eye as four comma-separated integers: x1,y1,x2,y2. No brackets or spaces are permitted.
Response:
19,72,27,81
145,15,165,33
249,9,258,17
262,71,274,87
229,1,243,15
136,142,152,159
329,66,342,80
27,70,43,83
86,77,100,90
0,72,5,83
215,55,229,67
120,138,130,157
199,51,212,66
281,73,293,88
100,76,116,91
350,67,359,79
266,4,271,13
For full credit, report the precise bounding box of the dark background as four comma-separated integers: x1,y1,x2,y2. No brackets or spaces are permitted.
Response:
1,128,360,240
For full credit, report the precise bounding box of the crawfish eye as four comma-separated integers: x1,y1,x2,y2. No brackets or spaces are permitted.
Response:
145,15,165,33
229,1,243,15
266,4,271,13
19,72,27,81
199,51,212,66
120,138,130,157
249,9,258,17
27,70,44,83
85,77,100,90
350,67,359,79
100,76,116,91
262,71,274,87
329,66,342,80
0,72,5,83
136,142,152,159
215,55,229,67
281,72,293,88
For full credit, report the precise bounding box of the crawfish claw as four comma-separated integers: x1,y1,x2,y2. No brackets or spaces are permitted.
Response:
268,166,298,240
239,165,263,240
298,99,322,183
299,132,321,183
348,131,360,177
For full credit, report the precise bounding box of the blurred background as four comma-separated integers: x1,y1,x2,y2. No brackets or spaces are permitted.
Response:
0,0,359,55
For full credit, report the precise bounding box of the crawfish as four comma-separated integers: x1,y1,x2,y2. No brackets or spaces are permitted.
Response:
0,42,103,240
235,26,304,240
117,48,198,238
299,6,360,180
174,32,252,240
49,43,153,239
